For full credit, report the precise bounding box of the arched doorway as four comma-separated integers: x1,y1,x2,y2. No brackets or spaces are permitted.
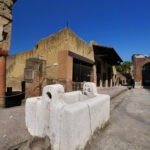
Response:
142,63,150,86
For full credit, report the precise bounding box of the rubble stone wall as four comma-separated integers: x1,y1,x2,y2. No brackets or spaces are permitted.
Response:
0,0,16,52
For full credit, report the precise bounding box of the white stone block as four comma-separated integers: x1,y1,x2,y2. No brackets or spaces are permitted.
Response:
85,95,110,134
25,96,42,136
64,91,83,104
42,84,64,102
83,82,97,96
60,103,91,150
25,82,110,150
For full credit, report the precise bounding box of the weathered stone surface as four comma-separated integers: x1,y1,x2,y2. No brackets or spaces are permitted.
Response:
26,83,110,150
0,0,16,52
25,58,47,98
0,0,16,7
0,2,12,19
84,88,150,150
0,85,126,150
11,136,51,150
0,106,31,150
0,0,16,107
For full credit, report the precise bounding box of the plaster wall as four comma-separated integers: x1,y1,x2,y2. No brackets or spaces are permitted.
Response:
6,50,33,90
6,28,94,90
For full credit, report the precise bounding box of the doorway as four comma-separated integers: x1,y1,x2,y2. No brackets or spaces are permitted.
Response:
96,63,101,86
142,63,150,86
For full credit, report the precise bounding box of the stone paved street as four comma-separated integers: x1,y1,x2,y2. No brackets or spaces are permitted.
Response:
0,88,150,149
0,106,31,150
97,86,128,99
85,88,150,150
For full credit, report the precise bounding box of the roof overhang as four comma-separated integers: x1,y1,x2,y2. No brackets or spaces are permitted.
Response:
68,51,94,65
93,45,123,65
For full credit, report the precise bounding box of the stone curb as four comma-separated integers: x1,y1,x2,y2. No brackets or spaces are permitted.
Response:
110,87,128,100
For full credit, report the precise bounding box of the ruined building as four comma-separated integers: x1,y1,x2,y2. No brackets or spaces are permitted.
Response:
90,41,122,87
6,28,123,98
132,54,150,88
0,0,16,107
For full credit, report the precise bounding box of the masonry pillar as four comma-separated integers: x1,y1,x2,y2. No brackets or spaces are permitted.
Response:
58,50,73,91
93,65,97,84
105,74,108,88
0,56,6,107
110,78,112,87
100,63,103,88
105,64,108,88
24,58,46,98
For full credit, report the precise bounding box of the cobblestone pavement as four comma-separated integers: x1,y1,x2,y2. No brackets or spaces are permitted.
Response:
0,106,31,150
0,87,145,150
85,88,150,150
97,86,128,99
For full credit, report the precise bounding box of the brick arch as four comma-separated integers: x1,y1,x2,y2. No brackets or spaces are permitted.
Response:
140,61,150,85
142,61,150,68
133,57,150,86
142,62,150,86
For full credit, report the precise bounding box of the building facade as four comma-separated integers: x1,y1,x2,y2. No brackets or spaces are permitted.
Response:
6,28,95,91
6,28,122,97
0,0,16,107
90,41,122,88
132,54,150,88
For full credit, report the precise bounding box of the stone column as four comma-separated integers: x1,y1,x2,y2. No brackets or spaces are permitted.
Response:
105,74,108,88
105,64,108,88
100,63,104,88
0,56,6,107
110,78,113,87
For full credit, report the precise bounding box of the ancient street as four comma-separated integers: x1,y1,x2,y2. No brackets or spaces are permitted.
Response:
0,1,150,149
85,88,150,150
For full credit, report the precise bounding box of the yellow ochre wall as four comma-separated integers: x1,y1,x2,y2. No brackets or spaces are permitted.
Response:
6,28,94,90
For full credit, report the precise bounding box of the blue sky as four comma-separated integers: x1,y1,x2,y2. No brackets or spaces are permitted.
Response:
10,0,150,61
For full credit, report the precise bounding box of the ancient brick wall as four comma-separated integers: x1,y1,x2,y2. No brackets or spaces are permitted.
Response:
58,50,73,91
133,55,150,86
0,0,16,107
0,56,6,107
24,58,47,98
